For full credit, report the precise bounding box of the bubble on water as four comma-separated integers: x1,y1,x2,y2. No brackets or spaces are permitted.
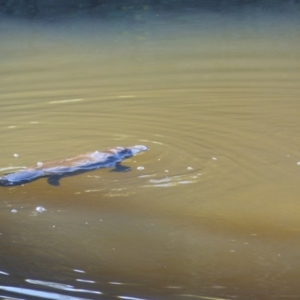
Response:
37,162,43,167
36,206,46,213
13,153,19,158
187,166,193,170
297,162,300,165
137,166,145,170
212,157,217,161
11,209,17,213
165,170,169,172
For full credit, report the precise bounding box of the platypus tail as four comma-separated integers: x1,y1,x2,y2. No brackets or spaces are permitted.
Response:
0,177,12,186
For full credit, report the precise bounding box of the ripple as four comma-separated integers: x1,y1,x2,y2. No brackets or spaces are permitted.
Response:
118,296,148,300
26,279,102,295
142,172,200,188
0,271,9,276
0,285,91,300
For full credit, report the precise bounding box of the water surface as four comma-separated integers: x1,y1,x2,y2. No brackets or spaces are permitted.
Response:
0,9,300,300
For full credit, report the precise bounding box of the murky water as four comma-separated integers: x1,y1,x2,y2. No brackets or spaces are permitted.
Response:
0,7,300,300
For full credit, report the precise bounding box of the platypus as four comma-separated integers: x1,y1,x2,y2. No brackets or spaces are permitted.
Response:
0,145,148,187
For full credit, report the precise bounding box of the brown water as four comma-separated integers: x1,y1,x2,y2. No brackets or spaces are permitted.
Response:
0,9,300,300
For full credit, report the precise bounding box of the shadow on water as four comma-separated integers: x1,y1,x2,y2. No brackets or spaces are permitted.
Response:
0,2,300,300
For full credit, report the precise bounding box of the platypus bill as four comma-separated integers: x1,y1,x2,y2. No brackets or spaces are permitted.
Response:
0,145,148,187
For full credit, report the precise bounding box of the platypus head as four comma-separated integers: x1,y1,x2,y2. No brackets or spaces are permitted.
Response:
127,145,148,155
112,145,148,160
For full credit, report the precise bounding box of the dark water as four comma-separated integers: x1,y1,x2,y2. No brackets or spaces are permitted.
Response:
0,6,300,300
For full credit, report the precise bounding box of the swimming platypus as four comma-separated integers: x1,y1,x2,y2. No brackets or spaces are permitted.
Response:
0,145,148,187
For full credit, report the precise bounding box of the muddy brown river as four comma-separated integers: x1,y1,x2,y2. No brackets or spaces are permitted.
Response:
0,6,300,300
